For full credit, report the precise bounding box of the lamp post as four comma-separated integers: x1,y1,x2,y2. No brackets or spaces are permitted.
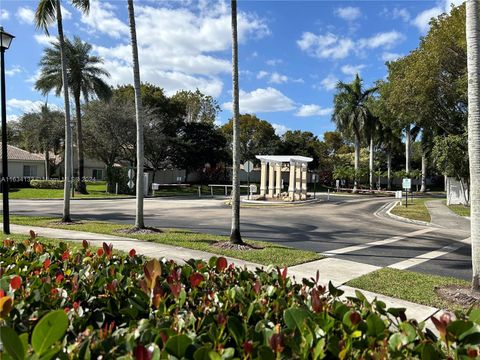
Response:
1,27,15,234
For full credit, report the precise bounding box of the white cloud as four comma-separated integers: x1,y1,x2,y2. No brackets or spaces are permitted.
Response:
222,87,295,113
5,65,22,77
84,2,269,98
257,70,269,79
266,58,283,66
382,52,402,62
269,72,288,84
295,104,332,117
272,123,290,136
34,34,54,46
393,8,411,22
412,0,464,33
6,99,61,113
16,7,35,24
61,6,72,20
298,30,404,60
335,7,362,21
341,64,365,76
319,74,339,91
1,9,9,20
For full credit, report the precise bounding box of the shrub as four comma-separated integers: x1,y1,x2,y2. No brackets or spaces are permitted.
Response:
1,234,479,359
30,179,65,189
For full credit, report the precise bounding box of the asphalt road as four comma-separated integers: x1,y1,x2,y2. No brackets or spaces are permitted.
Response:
9,194,472,280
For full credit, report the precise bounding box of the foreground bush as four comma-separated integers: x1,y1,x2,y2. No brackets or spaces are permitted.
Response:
30,179,65,189
1,233,479,359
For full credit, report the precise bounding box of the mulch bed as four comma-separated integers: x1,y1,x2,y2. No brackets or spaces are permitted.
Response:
435,285,480,307
115,227,163,235
49,221,85,226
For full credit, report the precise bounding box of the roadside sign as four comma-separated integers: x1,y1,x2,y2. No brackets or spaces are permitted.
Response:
395,191,402,199
249,184,257,193
243,161,254,173
402,178,411,189
128,179,135,189
128,169,135,180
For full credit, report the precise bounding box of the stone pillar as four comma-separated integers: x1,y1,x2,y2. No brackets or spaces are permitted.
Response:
275,162,282,197
301,163,308,199
295,163,301,200
260,161,267,197
288,162,296,200
268,162,275,198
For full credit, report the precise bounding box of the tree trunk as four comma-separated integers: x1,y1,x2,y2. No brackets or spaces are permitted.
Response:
74,94,87,194
420,152,427,192
128,0,145,229
229,0,243,244
56,0,72,222
353,134,360,193
466,0,480,290
44,148,50,180
405,125,411,174
369,137,374,190
387,151,392,190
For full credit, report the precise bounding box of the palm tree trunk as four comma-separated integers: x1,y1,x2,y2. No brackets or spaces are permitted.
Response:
128,0,145,229
369,137,374,190
229,0,243,244
56,0,72,222
405,125,411,174
353,134,360,193
74,94,87,194
387,151,392,190
44,148,50,180
420,152,427,192
466,0,480,290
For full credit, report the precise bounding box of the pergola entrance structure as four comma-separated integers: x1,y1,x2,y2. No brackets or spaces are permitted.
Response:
255,155,313,201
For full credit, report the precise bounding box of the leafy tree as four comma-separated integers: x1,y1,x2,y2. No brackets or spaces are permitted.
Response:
280,130,327,170
332,74,376,192
36,36,111,193
35,0,90,222
221,114,280,163
172,89,220,124
82,97,136,192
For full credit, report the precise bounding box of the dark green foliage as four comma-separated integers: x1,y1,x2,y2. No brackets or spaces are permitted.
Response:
1,237,479,359
30,180,65,189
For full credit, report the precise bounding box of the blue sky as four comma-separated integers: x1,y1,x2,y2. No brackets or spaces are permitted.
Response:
1,0,463,139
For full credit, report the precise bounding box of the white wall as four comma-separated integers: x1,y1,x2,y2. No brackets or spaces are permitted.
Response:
2,160,46,179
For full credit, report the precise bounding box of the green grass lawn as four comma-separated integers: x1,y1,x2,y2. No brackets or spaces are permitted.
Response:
448,204,471,217
6,215,321,267
347,268,473,311
6,182,130,199
390,197,437,222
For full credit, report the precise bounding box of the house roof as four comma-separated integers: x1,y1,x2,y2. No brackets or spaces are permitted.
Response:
0,143,44,161
255,155,313,163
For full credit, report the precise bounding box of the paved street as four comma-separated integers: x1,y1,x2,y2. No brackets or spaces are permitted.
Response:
9,194,471,280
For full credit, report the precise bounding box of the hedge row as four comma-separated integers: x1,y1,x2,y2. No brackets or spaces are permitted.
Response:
30,179,65,189
0,234,479,359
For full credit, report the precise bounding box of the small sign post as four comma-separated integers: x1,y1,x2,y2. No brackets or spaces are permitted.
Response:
402,178,411,207
243,161,254,199
312,173,317,199
128,168,135,191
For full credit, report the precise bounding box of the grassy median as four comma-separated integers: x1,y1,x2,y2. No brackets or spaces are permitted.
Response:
347,267,472,310
448,204,471,217
5,215,321,267
390,197,436,223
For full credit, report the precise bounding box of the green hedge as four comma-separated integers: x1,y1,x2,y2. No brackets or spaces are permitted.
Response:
30,179,65,189
1,235,479,359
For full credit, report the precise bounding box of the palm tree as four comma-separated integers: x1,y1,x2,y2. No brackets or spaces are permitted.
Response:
34,0,90,222
333,74,376,193
466,0,480,290
36,36,111,194
127,0,145,229
364,113,379,190
229,0,243,244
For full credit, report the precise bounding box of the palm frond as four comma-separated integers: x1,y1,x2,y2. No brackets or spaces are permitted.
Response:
35,0,56,35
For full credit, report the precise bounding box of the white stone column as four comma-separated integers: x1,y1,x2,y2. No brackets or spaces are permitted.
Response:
295,163,301,200
268,162,275,198
288,162,296,200
275,162,282,197
260,161,267,197
301,163,308,199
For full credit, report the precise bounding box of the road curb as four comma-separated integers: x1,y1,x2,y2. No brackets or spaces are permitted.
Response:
375,201,431,227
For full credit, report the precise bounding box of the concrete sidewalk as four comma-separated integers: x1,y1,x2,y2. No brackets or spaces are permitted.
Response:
426,200,470,232
3,223,442,324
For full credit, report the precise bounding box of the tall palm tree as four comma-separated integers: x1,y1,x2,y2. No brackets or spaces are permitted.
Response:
364,113,379,190
127,0,145,229
34,0,90,222
229,0,243,244
333,74,376,193
466,0,480,290
36,36,111,194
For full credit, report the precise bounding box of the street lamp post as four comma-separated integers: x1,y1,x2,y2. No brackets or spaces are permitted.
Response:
1,27,15,235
